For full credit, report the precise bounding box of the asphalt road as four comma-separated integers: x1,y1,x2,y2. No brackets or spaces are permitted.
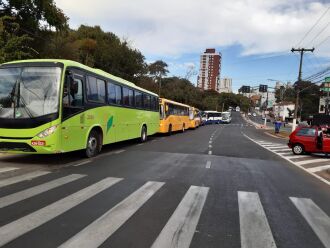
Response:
0,112,329,248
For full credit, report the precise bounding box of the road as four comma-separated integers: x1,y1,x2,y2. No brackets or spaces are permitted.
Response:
0,112,329,248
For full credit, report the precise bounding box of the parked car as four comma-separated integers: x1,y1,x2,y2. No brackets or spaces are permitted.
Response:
288,126,330,155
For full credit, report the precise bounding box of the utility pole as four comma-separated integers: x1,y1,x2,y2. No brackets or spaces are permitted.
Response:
291,48,314,131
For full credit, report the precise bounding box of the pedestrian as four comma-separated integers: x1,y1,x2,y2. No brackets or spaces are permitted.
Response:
274,119,282,134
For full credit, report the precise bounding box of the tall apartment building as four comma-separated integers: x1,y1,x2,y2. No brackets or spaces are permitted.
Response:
197,48,222,92
219,78,232,93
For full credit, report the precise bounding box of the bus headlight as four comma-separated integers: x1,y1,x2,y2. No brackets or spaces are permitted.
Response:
37,125,58,138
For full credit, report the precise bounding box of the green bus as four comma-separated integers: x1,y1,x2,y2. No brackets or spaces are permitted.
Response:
0,59,159,157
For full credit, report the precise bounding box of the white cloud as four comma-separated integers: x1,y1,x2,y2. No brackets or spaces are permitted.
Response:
55,0,330,58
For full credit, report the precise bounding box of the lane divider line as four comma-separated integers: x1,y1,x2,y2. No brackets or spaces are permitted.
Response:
206,161,211,169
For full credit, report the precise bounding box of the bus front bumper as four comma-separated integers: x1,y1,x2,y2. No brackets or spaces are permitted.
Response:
0,138,60,154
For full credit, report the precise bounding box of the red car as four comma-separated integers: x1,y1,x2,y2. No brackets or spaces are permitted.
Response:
288,126,330,155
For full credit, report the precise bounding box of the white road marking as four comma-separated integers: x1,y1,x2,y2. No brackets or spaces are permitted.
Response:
0,177,122,247
72,160,92,167
206,161,211,169
238,191,277,248
209,145,212,148
290,197,330,248
114,149,125,154
276,151,292,155
258,142,274,145
263,145,287,149
208,151,212,155
295,158,328,166
0,171,50,188
307,164,330,173
0,167,19,174
151,186,209,248
269,148,291,152
0,174,86,208
209,141,212,144
282,155,308,159
59,181,164,248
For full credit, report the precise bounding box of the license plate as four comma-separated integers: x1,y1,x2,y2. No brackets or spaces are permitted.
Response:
31,140,46,146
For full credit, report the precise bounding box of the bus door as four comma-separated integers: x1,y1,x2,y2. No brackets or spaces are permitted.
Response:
61,71,86,151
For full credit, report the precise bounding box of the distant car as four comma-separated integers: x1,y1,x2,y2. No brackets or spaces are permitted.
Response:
252,113,257,117
248,113,251,116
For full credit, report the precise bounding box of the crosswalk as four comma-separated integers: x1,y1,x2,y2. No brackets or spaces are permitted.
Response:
247,138,330,185
0,169,329,247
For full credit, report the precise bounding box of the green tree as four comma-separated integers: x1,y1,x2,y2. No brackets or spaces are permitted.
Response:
148,60,169,79
0,16,34,63
0,0,68,32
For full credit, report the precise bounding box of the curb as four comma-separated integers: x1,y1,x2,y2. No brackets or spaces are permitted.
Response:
264,132,288,140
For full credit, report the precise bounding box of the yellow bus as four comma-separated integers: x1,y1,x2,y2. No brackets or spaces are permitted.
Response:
189,107,201,129
159,98,190,134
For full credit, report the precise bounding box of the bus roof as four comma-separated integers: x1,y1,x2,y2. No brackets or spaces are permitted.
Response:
203,110,221,113
160,98,190,108
1,59,158,97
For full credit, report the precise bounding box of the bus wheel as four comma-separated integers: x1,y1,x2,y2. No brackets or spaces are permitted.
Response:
140,125,147,142
85,130,100,158
168,125,172,136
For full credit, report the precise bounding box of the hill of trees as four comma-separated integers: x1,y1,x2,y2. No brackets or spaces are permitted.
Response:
0,0,250,111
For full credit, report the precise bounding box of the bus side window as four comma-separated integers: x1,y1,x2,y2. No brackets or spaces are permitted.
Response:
63,73,83,108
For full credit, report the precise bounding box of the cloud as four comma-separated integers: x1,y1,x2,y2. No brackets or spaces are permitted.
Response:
55,0,330,58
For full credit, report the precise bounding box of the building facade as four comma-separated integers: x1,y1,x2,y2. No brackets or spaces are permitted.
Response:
219,78,232,93
273,102,295,121
197,48,222,92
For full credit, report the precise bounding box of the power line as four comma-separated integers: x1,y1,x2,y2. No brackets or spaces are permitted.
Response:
306,20,330,47
295,6,330,47
315,35,330,48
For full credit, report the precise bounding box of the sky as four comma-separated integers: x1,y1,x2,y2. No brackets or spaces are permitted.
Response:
55,0,330,92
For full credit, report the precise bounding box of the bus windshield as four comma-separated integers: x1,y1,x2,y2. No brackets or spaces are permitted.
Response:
0,67,61,119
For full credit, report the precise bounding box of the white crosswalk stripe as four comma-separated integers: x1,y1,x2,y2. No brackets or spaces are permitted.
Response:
290,197,330,248
282,155,308,159
0,171,50,188
238,191,277,248
0,177,122,247
151,186,209,248
0,167,19,174
295,158,328,166
0,174,86,208
59,181,164,248
262,144,284,148
307,164,330,173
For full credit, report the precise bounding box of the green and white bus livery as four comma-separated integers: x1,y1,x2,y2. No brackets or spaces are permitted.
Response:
0,59,159,157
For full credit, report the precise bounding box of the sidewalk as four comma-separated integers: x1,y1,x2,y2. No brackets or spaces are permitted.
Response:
242,114,291,139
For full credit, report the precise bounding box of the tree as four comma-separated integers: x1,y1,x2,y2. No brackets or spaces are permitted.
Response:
0,0,68,32
148,60,169,79
0,16,34,63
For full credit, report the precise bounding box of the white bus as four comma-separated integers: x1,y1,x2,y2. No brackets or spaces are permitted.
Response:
202,111,222,124
221,111,232,124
